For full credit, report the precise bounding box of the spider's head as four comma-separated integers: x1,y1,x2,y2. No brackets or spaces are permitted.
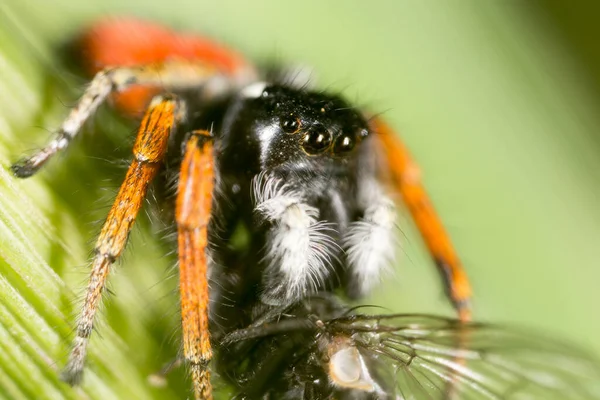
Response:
224,82,371,179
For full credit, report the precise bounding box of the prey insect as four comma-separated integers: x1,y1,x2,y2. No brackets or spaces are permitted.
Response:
11,17,593,399
218,294,600,399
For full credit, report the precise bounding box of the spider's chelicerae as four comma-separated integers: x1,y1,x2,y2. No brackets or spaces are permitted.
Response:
11,18,600,400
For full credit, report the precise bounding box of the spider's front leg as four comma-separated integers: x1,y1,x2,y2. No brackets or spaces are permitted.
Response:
61,95,182,384
175,131,215,400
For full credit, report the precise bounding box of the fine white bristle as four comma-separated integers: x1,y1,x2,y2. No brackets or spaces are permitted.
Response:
343,197,397,296
252,172,337,303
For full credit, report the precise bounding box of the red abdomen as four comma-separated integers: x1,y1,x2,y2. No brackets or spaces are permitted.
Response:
76,18,251,116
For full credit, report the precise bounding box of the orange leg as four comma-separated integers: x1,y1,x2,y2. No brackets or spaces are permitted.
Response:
176,131,215,399
372,118,472,322
61,96,180,384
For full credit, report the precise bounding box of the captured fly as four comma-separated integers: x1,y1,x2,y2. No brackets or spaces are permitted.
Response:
218,295,600,399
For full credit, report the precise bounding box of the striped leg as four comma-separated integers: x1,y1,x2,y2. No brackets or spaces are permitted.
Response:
61,96,181,384
372,118,472,322
11,59,243,178
176,131,215,399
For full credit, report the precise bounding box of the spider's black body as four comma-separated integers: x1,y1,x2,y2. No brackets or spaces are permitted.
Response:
171,83,378,332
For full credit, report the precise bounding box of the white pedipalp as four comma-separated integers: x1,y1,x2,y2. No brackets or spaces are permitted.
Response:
252,172,338,303
343,190,397,297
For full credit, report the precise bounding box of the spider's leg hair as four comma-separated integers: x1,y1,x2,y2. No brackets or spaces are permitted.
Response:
371,118,472,322
344,177,397,297
11,58,245,178
252,172,338,305
61,95,182,385
176,130,215,400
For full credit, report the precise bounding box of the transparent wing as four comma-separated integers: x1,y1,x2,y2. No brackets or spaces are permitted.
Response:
327,314,600,400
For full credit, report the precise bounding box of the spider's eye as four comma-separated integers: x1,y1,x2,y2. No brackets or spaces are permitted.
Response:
280,114,301,134
333,135,355,154
301,125,332,154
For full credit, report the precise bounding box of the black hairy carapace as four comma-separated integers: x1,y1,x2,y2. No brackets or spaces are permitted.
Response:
166,83,378,328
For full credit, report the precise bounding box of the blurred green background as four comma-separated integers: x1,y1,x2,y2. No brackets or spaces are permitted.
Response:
1,1,600,399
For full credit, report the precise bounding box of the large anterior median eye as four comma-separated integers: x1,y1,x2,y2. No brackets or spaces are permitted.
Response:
301,124,332,154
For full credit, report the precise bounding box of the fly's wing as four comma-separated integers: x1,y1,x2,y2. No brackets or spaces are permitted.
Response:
326,314,600,400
